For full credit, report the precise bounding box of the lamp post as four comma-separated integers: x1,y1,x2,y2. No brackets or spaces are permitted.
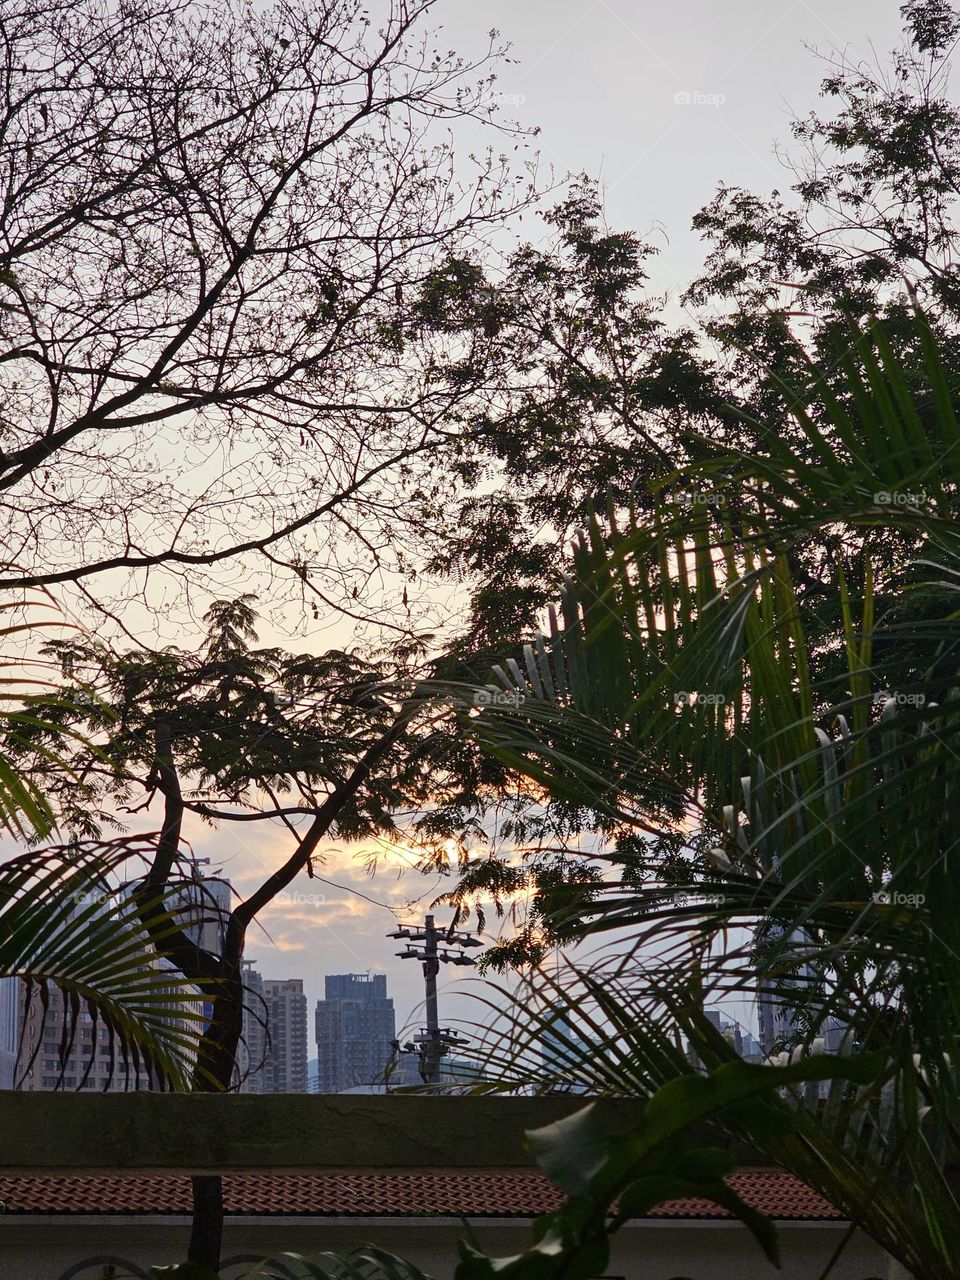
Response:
387,914,482,1083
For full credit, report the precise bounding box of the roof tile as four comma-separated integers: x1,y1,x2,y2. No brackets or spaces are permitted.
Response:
0,1171,840,1221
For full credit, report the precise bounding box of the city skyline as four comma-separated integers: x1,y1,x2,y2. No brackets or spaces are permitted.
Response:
238,963,311,1094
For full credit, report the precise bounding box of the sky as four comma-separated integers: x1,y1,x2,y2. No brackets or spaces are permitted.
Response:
201,0,918,1048
440,0,907,308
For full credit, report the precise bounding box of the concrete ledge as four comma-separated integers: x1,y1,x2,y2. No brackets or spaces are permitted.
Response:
0,1092,679,1174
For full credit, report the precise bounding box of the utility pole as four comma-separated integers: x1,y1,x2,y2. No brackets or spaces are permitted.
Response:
387,914,482,1083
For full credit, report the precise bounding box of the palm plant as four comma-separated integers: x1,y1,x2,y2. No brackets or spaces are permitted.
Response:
440,304,960,1278
0,584,207,1092
1,844,208,1090
59,1246,439,1280
0,582,81,839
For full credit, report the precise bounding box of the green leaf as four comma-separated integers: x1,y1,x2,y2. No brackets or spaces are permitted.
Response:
525,1103,610,1198
637,1054,883,1153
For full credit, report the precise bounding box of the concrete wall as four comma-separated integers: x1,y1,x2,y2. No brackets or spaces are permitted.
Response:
0,1216,892,1280
0,1093,657,1174
0,1091,899,1278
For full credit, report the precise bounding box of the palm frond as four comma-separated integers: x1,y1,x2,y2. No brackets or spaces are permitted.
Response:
432,304,960,1275
1,845,209,1091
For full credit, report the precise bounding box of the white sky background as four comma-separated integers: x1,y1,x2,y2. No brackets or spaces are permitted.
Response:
441,0,907,306
109,1,919,1049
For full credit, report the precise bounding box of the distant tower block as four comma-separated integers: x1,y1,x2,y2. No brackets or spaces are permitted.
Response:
315,973,396,1093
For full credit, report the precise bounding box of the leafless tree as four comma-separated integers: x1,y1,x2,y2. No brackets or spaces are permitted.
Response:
0,0,535,629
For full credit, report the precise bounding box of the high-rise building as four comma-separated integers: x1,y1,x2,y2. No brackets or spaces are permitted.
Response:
0,976,19,1089
12,869,228,1092
757,925,817,1053
15,984,164,1091
740,1029,763,1061
705,1008,743,1054
315,973,396,1093
236,960,267,1093
686,1008,764,1070
13,878,167,1091
237,966,308,1093
175,874,231,955
263,978,308,1093
540,1009,594,1093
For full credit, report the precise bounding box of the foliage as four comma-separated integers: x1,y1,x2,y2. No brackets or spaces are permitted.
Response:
438,300,960,1278
1,844,206,1091
0,587,67,840
52,1058,885,1280
14,595,549,1266
443,302,960,960
0,0,534,620
17,3,960,1274
428,1,960,677
447,960,955,1279
430,181,725,659
456,1055,883,1280
228,1250,434,1280
60,1247,437,1280
684,0,960,420
0,585,210,1090
21,593,512,854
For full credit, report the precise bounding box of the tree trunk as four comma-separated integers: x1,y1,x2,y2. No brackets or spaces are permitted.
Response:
189,1175,225,1268
150,711,416,1267
187,957,244,1268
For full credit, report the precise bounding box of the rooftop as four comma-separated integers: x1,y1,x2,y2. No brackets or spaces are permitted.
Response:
0,1170,840,1221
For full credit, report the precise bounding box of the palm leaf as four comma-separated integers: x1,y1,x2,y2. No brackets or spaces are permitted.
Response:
1,845,208,1091
434,303,960,1275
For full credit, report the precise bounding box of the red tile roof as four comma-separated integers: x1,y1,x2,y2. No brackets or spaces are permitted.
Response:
0,1170,840,1221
